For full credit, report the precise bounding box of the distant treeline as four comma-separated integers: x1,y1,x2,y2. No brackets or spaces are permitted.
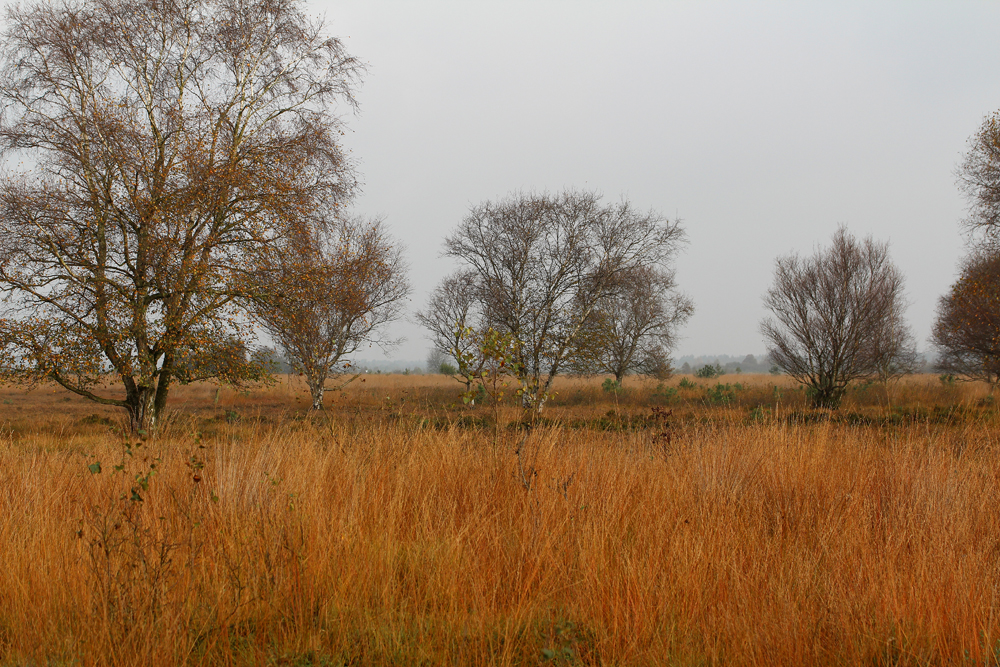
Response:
274,352,937,379
674,353,935,376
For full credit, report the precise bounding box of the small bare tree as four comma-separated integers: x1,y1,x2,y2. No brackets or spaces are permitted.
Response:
869,303,920,393
931,251,1000,386
414,269,482,390
444,190,687,412
0,0,361,432
247,216,409,411
572,267,693,384
760,227,915,409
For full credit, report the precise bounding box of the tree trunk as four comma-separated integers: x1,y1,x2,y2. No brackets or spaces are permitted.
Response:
520,379,536,411
302,363,328,411
310,384,325,411
522,373,554,414
126,386,158,434
810,379,845,409
154,357,174,418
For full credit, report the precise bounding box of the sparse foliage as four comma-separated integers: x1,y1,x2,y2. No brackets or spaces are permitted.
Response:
246,216,409,411
572,267,693,384
0,0,362,431
761,227,916,409
443,190,687,412
931,251,1000,386
415,269,482,390
957,112,1000,246
869,304,920,391
459,328,522,433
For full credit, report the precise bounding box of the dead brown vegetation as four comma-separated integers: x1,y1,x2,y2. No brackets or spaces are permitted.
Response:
0,374,998,665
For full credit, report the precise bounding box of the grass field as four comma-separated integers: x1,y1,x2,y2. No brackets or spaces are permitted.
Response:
1,373,999,666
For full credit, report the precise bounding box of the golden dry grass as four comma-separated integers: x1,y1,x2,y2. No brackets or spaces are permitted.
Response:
0,374,999,665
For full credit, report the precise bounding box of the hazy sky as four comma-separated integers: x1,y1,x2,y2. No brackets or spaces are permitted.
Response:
315,1,1000,363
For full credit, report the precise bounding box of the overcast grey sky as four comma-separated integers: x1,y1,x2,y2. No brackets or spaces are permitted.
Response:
316,0,1000,363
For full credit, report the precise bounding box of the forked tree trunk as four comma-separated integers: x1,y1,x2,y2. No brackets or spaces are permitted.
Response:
520,380,536,411
123,370,172,435
521,374,553,414
809,379,846,409
125,386,158,434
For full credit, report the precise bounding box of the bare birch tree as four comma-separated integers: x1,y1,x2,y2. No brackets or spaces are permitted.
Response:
415,269,482,390
572,266,693,384
443,190,687,412
246,215,409,411
0,0,361,432
760,227,915,409
869,302,919,390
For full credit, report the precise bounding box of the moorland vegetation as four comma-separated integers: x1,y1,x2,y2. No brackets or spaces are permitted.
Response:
3,0,1000,664
1,374,1000,665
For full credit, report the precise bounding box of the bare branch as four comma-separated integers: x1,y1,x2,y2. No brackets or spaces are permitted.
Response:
244,213,410,411
442,189,688,412
760,227,915,409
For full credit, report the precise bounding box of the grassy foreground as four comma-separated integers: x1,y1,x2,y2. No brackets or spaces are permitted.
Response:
1,375,999,665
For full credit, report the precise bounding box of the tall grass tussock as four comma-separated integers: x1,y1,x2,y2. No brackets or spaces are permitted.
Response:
0,374,999,665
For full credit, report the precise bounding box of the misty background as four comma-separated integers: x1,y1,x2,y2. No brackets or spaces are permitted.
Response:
309,1,1000,369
